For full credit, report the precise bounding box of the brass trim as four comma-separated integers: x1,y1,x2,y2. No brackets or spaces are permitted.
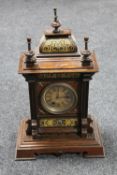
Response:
39,118,78,127
39,35,77,54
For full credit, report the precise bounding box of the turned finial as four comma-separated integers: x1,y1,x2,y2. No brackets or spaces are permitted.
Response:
27,37,31,51
81,36,92,66
54,8,57,22
51,8,61,33
84,37,89,50
25,37,36,66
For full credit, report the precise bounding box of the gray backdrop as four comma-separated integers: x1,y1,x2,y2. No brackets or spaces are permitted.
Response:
0,0,117,175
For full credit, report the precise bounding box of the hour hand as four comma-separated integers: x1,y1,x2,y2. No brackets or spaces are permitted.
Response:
56,87,59,98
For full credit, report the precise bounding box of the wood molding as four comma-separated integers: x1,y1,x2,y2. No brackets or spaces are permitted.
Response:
16,116,105,160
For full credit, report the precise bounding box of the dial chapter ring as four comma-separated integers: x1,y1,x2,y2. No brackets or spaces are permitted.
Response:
41,82,78,114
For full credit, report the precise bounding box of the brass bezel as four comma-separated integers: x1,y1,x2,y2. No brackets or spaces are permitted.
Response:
41,82,78,114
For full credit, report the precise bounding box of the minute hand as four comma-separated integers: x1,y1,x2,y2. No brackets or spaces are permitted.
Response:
59,96,70,98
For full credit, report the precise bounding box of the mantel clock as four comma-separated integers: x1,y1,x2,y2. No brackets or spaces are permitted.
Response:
16,9,104,160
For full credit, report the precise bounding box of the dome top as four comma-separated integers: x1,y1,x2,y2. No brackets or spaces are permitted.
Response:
39,9,78,54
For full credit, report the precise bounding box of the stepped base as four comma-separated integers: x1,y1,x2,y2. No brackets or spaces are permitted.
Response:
16,117,105,160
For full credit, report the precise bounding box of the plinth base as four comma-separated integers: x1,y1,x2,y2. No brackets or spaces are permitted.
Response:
16,118,105,160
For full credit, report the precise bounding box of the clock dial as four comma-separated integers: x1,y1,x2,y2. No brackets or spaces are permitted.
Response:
41,83,78,114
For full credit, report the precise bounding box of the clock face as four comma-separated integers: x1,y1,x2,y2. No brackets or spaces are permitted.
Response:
41,83,78,114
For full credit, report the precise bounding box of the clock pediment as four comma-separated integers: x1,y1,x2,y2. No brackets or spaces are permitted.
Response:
18,51,99,75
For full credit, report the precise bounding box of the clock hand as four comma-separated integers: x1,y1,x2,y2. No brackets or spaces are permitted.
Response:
56,87,59,98
58,87,59,98
59,96,70,99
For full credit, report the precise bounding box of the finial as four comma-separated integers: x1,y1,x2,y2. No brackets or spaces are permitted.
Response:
54,8,57,22
51,8,61,33
25,37,36,67
84,36,89,50
27,37,31,51
81,36,92,66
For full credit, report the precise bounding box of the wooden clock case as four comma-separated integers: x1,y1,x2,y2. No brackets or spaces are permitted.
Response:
16,9,104,160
